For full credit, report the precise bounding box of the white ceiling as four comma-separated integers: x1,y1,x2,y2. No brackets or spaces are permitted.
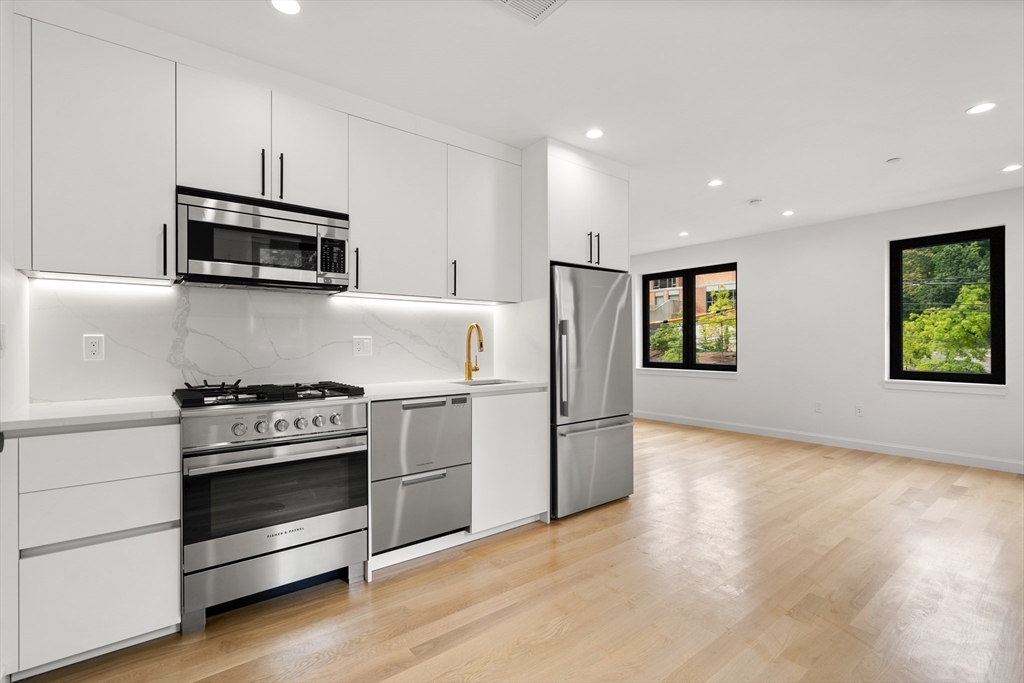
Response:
83,0,1024,254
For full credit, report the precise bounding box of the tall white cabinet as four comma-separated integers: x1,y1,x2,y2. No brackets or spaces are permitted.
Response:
176,65,271,200
31,22,176,280
447,147,522,303
548,152,629,271
348,117,448,298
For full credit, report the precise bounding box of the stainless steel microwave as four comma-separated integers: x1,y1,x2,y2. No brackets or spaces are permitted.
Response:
176,187,349,293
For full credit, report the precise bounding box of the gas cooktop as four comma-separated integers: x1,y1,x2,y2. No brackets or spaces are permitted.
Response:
173,380,365,408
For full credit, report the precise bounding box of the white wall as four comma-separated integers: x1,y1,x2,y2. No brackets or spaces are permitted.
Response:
29,283,495,402
632,188,1023,473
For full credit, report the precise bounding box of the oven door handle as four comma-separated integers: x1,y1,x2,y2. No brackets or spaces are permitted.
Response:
185,444,365,477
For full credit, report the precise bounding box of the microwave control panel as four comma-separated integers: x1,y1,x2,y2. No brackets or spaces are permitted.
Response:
320,238,346,275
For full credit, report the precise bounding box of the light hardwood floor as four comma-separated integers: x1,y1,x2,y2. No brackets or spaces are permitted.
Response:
34,419,1023,683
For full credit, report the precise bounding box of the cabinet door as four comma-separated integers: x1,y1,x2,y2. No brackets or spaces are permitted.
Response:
348,118,447,298
589,171,629,271
31,23,175,279
547,155,629,270
271,93,348,213
471,391,548,533
447,147,522,303
177,64,271,199
20,528,180,670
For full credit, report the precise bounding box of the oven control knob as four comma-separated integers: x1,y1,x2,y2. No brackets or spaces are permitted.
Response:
294,417,308,430
275,419,289,432
255,420,269,434
330,413,343,426
231,422,247,437
312,415,325,428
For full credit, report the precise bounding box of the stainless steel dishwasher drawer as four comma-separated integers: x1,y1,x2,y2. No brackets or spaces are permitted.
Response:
371,464,471,554
370,396,471,481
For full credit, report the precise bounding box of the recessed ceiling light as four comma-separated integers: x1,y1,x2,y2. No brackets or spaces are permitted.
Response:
270,0,300,14
1003,164,1022,172
886,157,902,164
782,210,794,216
586,129,603,139
707,179,723,187
679,232,689,237
966,102,996,114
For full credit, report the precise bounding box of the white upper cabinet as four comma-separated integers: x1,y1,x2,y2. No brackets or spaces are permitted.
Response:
447,147,522,303
177,65,272,199
548,155,629,271
31,22,175,279
348,117,448,298
271,92,349,213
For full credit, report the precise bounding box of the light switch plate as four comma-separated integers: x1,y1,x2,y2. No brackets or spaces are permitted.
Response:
353,336,372,357
83,334,104,361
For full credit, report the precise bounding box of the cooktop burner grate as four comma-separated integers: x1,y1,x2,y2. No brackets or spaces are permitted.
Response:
173,380,365,408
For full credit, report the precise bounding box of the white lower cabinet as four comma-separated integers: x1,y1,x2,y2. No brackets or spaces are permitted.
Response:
471,391,549,533
19,527,181,671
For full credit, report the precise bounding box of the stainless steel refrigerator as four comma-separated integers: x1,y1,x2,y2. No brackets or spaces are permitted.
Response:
551,264,634,518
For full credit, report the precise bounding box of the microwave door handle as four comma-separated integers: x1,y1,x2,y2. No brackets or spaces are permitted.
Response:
185,444,365,477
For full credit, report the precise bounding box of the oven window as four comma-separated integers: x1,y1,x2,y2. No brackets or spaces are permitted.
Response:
183,451,367,546
188,221,317,271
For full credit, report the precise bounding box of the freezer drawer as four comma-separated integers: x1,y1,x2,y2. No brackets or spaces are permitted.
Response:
555,417,633,518
370,396,471,481
372,464,471,553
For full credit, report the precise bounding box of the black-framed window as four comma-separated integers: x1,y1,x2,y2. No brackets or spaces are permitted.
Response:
642,263,737,371
889,226,1005,384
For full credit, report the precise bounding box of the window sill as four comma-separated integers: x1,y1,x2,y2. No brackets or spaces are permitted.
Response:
635,368,739,380
883,380,1007,396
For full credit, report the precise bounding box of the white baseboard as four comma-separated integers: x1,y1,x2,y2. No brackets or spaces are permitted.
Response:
634,411,1024,474
11,624,178,681
367,514,546,576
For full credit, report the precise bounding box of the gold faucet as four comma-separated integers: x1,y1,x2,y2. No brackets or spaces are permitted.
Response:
464,323,484,381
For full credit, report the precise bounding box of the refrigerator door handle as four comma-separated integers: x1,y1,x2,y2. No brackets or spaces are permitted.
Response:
558,422,632,438
559,319,569,417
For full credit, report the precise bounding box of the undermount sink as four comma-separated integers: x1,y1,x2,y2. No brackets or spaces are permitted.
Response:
450,379,522,386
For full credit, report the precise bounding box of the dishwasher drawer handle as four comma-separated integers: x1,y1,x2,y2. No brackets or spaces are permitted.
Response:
401,398,447,410
401,470,447,486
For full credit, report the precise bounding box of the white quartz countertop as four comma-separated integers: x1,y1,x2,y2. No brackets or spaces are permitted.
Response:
0,395,181,437
359,379,548,402
0,380,547,437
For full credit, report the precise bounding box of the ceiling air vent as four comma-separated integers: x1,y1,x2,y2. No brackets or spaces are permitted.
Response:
490,0,567,26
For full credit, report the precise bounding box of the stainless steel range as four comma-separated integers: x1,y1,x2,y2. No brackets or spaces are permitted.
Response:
174,381,368,634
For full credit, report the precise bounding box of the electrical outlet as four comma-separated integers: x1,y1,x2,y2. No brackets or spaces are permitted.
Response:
353,336,372,357
83,334,104,361
814,401,823,413
855,404,864,417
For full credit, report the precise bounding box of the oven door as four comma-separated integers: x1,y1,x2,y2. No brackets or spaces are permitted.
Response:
180,205,321,286
182,433,367,573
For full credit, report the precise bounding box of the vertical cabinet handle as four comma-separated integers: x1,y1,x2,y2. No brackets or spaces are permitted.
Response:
587,232,593,264
596,233,601,264
162,224,168,277
279,153,284,200
261,149,266,196
452,260,457,297
354,247,360,289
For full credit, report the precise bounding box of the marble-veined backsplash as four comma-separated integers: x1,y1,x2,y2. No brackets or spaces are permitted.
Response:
29,281,495,402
